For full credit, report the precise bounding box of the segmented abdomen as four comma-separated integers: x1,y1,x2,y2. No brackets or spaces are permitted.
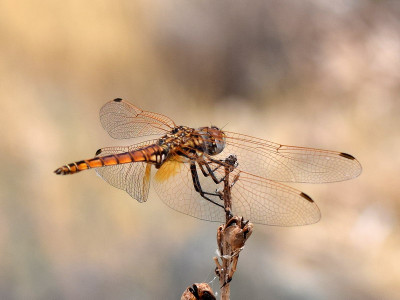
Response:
54,144,165,175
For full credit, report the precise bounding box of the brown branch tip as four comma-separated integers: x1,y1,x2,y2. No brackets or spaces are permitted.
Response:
182,155,254,300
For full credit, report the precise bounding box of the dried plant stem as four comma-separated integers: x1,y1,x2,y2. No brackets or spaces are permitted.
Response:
181,155,253,300
213,155,253,300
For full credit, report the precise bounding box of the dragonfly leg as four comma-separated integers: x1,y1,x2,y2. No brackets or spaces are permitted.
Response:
199,160,224,176
190,162,224,209
207,155,238,171
198,161,226,184
198,155,239,184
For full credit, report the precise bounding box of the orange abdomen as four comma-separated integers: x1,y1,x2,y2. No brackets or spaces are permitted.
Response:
54,145,165,175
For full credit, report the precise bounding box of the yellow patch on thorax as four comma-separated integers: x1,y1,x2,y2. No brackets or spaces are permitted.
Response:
154,155,187,182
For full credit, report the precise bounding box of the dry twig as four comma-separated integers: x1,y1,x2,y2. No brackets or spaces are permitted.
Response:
182,155,253,300
213,155,253,300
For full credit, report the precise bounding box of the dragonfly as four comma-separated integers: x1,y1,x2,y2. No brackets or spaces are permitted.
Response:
55,98,362,226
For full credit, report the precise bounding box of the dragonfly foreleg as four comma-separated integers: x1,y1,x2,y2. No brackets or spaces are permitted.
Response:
190,162,224,209
198,154,239,185
198,161,227,184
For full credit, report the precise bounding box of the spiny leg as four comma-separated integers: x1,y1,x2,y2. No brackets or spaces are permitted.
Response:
198,156,238,184
198,161,226,184
190,162,224,209
197,158,239,219
196,161,234,218
199,160,223,176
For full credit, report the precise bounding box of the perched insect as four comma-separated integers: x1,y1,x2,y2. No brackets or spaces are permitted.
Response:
55,98,362,226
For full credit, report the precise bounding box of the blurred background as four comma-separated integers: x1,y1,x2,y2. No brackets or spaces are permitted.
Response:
1,0,399,299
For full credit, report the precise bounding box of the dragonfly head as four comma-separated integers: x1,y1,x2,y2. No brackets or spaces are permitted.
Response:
198,126,226,155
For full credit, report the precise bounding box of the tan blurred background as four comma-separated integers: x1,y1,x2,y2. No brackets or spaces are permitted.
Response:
1,0,400,299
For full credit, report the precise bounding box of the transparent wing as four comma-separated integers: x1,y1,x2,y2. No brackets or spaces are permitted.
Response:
152,157,226,223
95,139,158,202
230,170,320,226
100,98,176,139
152,157,320,226
215,131,362,183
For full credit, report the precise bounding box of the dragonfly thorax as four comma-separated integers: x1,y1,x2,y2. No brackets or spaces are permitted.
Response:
157,125,226,159
158,126,195,146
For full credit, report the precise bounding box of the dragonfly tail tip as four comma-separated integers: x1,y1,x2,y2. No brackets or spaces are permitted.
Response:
54,168,64,175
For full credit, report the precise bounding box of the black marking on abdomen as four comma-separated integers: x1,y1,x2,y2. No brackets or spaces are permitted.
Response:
113,155,120,164
140,149,150,161
113,98,122,102
127,151,135,161
75,160,90,169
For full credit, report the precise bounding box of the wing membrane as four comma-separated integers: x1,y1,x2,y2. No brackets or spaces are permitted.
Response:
152,157,320,226
95,139,158,202
100,99,176,139
216,131,362,183
153,157,226,222
231,171,320,226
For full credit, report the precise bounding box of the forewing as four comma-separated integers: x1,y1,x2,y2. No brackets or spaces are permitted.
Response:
219,131,362,183
95,139,158,202
152,157,226,222
100,99,176,139
230,170,321,226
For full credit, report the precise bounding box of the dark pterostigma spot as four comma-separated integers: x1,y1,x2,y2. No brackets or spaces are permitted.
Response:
300,192,314,203
113,98,123,102
339,152,356,160
95,149,102,155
